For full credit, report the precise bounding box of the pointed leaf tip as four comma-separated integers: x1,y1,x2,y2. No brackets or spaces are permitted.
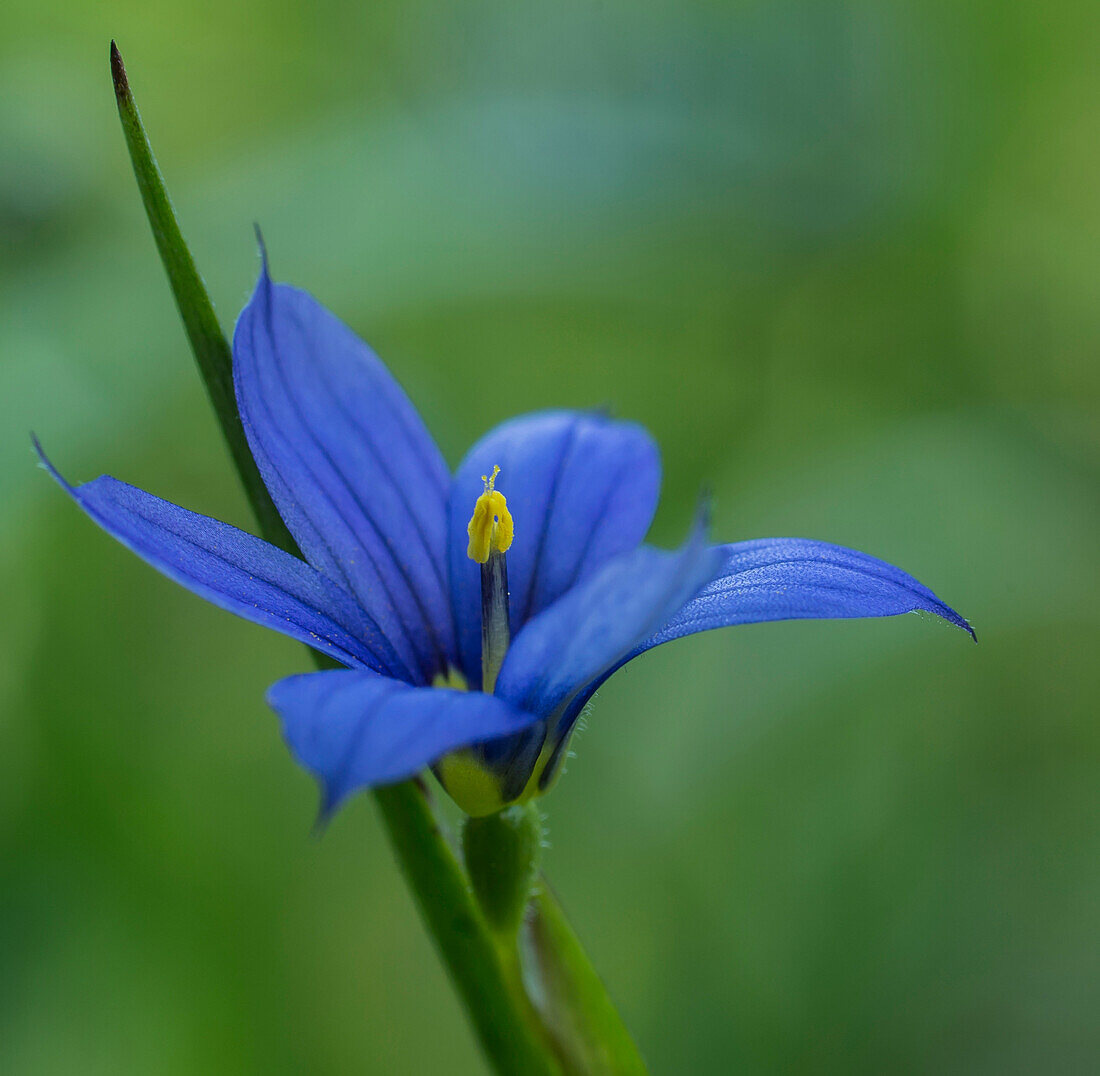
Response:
110,41,129,103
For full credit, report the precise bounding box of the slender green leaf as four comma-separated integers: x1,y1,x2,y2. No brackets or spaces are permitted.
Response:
110,40,294,554
524,884,650,1074
110,42,560,1076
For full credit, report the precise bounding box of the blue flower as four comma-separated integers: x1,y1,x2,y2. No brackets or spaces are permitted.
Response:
38,259,973,817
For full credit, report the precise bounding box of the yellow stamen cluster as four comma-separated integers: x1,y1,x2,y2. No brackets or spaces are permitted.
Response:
466,465,514,563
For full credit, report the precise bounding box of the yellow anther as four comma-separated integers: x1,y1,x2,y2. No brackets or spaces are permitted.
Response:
466,465,514,563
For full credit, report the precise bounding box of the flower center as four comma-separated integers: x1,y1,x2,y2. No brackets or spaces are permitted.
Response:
466,465,513,693
465,465,513,563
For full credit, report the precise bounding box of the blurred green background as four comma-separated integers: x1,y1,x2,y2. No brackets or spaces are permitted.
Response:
3,2,1098,1072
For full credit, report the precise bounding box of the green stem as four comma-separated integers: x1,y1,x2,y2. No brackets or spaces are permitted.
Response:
461,809,648,1073
109,42,557,1075
375,783,559,1075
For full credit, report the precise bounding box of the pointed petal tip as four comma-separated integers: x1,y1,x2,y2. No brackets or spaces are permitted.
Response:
311,789,342,836
929,605,975,641
954,611,977,643
252,223,269,275
693,488,714,535
31,435,72,492
245,225,275,308
918,585,974,641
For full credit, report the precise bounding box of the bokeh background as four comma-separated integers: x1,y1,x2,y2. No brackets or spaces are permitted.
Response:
3,2,1098,1072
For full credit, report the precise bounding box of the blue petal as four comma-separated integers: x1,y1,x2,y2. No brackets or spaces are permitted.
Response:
233,263,453,684
644,537,975,644
494,514,724,721
38,442,399,673
448,410,661,686
555,536,975,739
269,669,538,813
